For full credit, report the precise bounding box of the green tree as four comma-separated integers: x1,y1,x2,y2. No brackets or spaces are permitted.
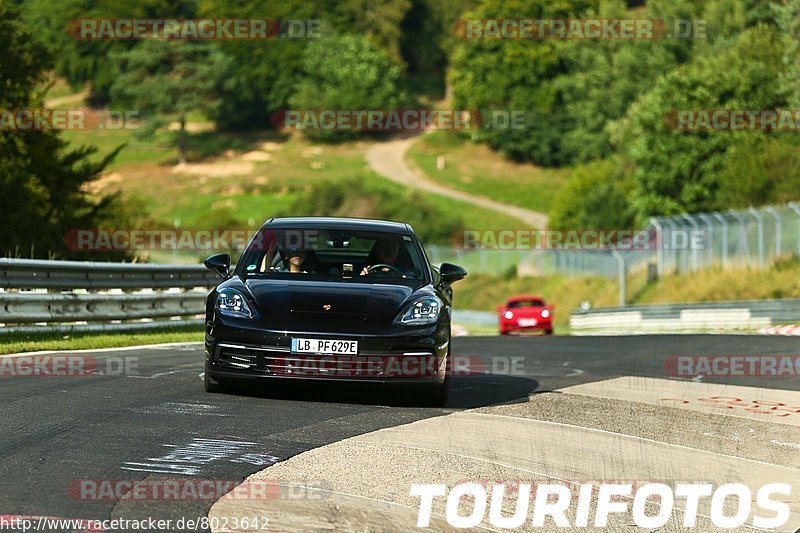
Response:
19,0,193,102
777,0,800,107
110,39,229,163
290,34,402,141
197,0,320,131
0,5,122,259
614,28,787,217
717,137,800,208
332,0,412,68
548,158,636,231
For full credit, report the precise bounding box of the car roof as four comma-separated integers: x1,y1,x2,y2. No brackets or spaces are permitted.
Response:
265,216,413,234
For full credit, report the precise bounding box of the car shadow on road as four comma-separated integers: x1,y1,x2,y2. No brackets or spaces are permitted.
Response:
217,374,539,410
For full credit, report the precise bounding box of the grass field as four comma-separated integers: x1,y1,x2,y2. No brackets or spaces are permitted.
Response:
58,101,526,264
453,257,800,329
406,131,571,215
0,326,203,355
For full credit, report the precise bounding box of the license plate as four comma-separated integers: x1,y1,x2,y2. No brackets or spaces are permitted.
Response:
518,318,537,327
291,338,358,355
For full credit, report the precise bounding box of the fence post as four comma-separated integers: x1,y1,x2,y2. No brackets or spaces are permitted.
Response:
766,207,781,259
612,250,626,306
712,212,728,269
698,213,714,268
682,214,700,271
650,217,663,277
731,211,749,267
789,202,800,257
749,207,765,268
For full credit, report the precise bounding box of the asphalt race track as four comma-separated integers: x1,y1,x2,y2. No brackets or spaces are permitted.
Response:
1,335,800,531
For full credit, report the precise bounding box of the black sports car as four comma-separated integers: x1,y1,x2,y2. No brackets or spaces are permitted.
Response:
202,217,467,406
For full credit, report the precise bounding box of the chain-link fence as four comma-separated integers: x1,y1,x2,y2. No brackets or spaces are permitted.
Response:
428,202,800,279
650,202,800,275
424,202,800,308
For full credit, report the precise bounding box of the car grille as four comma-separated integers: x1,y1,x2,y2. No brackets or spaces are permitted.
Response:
216,343,439,379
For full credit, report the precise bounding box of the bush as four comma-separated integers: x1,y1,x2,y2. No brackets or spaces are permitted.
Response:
290,35,403,142
614,27,788,217
548,158,636,231
717,137,800,208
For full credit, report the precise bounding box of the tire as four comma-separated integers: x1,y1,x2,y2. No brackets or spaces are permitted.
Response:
204,366,224,394
418,333,451,407
544,328,553,336
418,379,449,407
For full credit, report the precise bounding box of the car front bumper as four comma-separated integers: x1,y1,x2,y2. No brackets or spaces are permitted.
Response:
205,318,450,385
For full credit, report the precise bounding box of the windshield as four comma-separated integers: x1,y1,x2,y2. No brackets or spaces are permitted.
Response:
238,228,427,283
508,299,544,308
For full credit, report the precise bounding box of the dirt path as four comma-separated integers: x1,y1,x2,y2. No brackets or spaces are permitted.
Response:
45,88,89,109
365,134,549,228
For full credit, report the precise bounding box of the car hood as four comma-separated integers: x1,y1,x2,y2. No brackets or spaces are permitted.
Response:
240,278,418,330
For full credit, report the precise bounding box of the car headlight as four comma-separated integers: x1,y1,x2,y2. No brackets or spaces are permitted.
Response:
503,311,513,319
397,296,442,326
541,309,550,318
215,288,255,319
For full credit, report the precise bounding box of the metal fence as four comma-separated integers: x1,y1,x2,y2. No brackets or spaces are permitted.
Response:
0,259,215,333
650,202,800,275
430,202,800,281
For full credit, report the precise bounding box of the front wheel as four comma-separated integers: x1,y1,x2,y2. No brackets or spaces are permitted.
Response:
544,328,553,336
204,364,225,393
417,379,449,407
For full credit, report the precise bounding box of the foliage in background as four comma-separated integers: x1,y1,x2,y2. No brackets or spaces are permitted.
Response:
0,5,124,260
548,158,636,231
18,0,193,103
613,27,787,217
293,178,463,244
290,35,403,141
110,40,229,163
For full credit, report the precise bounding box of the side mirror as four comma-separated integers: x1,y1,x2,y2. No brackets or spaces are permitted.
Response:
204,253,231,279
440,263,467,284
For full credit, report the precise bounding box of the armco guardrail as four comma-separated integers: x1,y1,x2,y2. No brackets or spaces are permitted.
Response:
0,258,218,289
0,259,217,333
570,299,800,334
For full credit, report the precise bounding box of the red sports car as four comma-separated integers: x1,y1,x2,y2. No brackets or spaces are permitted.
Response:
498,295,554,335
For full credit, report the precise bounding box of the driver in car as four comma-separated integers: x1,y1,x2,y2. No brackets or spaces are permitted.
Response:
360,239,408,276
